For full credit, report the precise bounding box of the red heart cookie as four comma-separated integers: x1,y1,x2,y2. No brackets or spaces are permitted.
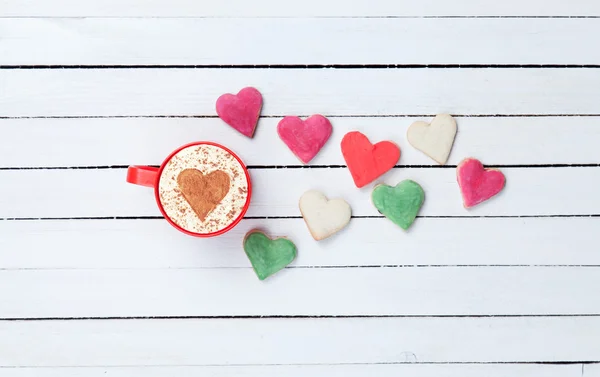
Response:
277,115,332,164
341,131,401,188
456,158,506,208
216,87,263,138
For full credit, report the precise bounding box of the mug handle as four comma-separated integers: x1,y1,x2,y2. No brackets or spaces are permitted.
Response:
127,166,159,188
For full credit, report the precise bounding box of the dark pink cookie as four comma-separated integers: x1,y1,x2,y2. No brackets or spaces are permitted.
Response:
457,158,506,208
277,115,333,164
216,87,262,138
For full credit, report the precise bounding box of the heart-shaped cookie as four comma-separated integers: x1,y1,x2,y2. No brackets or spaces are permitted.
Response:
407,114,457,164
299,190,351,241
177,169,230,221
372,180,424,230
341,131,401,188
277,115,332,164
457,158,506,208
243,231,297,280
216,87,263,138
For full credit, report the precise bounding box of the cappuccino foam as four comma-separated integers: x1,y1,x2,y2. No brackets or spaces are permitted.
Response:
158,144,249,234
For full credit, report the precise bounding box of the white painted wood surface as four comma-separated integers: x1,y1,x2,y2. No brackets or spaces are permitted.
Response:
3,268,600,317
1,1,599,374
1,167,599,217
0,365,586,377
1,0,599,17
2,18,600,65
3,69,600,117
1,318,598,364
587,364,600,376
1,117,599,167
2,218,600,268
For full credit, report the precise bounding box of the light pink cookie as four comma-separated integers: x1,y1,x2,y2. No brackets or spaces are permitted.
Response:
277,115,332,164
457,158,506,208
216,87,262,138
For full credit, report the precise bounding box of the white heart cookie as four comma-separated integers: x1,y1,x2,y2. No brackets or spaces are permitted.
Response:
407,114,457,164
299,190,352,241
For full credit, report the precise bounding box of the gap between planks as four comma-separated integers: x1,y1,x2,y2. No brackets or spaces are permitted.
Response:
3,114,600,119
3,313,600,321
1,64,600,69
0,164,599,170
2,16,600,18
2,214,600,221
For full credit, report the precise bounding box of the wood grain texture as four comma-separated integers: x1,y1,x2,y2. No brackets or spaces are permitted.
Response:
1,0,599,17
0,167,597,218
2,69,600,117
0,318,598,364
2,267,600,317
2,217,599,269
586,364,600,376
1,117,599,168
2,18,599,64
0,365,584,377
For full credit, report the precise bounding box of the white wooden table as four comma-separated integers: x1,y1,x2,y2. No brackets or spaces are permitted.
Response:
1,1,600,376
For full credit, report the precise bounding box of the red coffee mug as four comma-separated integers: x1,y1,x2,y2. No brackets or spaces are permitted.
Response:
126,141,252,237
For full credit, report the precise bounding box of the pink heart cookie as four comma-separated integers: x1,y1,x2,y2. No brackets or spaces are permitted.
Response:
216,87,263,138
277,115,333,164
457,158,506,208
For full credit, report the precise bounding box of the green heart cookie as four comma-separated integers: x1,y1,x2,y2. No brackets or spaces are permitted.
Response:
243,231,297,280
371,180,425,230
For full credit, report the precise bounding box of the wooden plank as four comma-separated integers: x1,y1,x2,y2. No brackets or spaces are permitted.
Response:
1,217,599,269
0,364,583,377
1,267,599,317
2,18,599,65
586,365,600,376
0,167,597,218
2,69,599,117
0,318,597,365
0,0,599,17
1,117,599,168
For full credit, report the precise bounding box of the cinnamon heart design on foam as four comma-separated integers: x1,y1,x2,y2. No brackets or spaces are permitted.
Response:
341,131,401,188
177,169,231,221
456,158,506,208
216,87,263,138
277,115,332,164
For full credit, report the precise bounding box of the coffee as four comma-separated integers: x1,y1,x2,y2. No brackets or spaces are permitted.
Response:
158,144,249,234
